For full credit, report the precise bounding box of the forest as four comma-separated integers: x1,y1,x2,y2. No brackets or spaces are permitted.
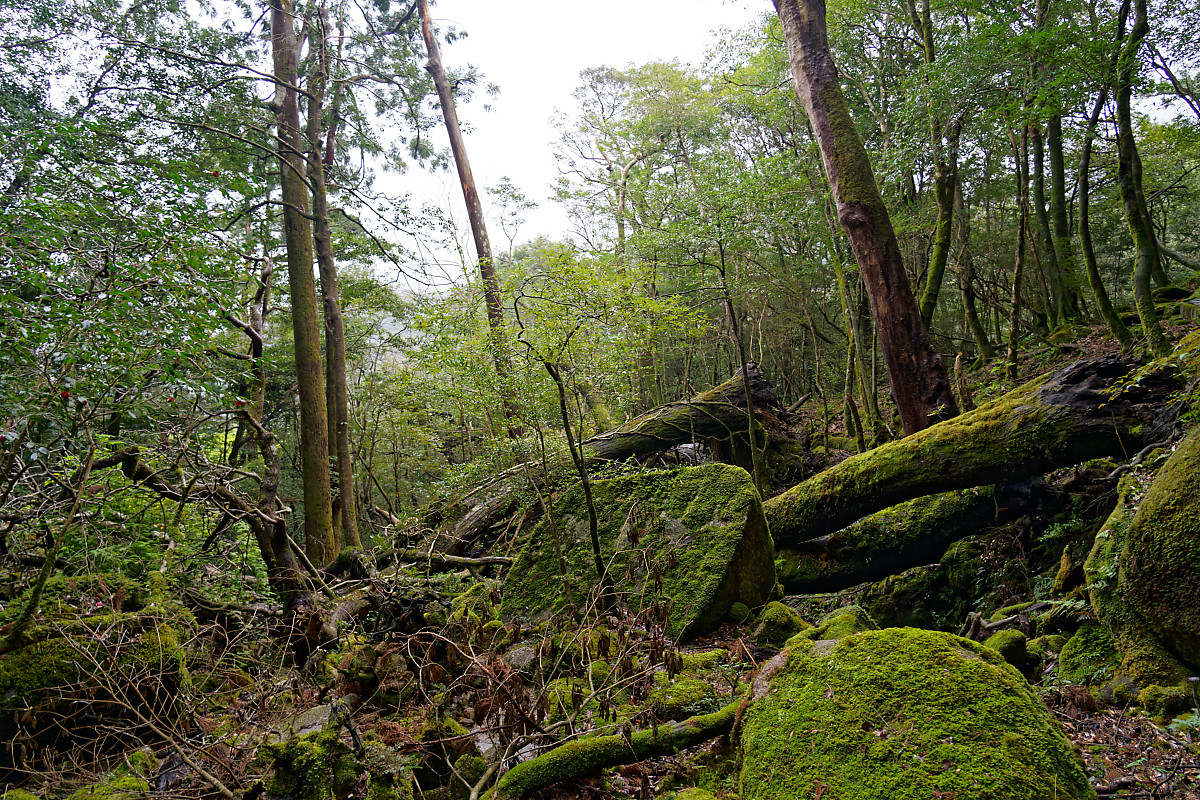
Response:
2,0,1200,796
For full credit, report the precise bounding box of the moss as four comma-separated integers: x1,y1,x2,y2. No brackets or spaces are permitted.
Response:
63,776,148,800
500,464,776,641
3,791,43,800
0,573,148,629
477,620,509,650
1058,623,1120,685
776,487,996,593
1120,425,1200,670
672,790,719,800
983,629,1030,672
738,628,1095,800
1084,479,1190,687
861,564,968,631
649,677,720,721
750,602,810,648
1139,684,1193,723
680,649,728,672
414,715,482,791
728,603,752,624
788,605,878,647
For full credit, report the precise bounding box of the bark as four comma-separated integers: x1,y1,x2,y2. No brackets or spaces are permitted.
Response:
763,354,1179,548
773,0,957,436
1031,124,1068,327
1007,126,1030,380
270,0,336,566
919,121,960,329
1115,0,1172,356
418,0,521,435
490,700,739,800
307,8,360,551
1080,83,1134,348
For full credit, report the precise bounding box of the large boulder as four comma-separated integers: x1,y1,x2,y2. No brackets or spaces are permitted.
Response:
737,627,1095,800
500,464,775,641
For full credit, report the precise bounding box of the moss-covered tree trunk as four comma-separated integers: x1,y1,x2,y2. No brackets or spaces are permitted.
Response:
764,355,1177,548
270,0,335,566
773,0,957,436
1115,0,1172,356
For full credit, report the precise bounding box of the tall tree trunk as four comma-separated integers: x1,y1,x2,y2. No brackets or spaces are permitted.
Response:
418,0,523,435
1080,83,1134,348
773,0,957,436
954,182,994,362
1046,114,1083,320
1115,0,1171,356
306,6,360,551
1007,126,1030,380
1030,124,1067,327
919,121,960,330
270,0,336,566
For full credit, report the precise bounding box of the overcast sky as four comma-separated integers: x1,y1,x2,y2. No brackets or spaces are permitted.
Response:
406,0,765,257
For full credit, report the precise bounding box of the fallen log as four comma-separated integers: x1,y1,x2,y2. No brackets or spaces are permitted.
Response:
764,355,1178,549
437,366,791,554
487,698,740,800
775,480,1044,593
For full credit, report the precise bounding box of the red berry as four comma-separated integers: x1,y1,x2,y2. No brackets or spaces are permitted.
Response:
60,390,69,398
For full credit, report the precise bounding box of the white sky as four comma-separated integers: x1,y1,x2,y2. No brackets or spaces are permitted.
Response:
408,0,765,259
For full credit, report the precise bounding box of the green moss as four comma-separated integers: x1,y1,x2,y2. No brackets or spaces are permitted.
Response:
861,564,967,631
500,465,776,641
1058,623,1120,685
672,790,719,800
414,715,482,791
738,628,1095,800
983,629,1030,672
3,790,43,800
64,776,148,800
729,602,752,624
649,677,720,721
1120,425,1200,670
1139,684,1193,723
788,605,878,647
750,602,810,647
680,649,728,672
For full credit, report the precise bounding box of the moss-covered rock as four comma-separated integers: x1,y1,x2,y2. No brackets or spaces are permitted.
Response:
414,715,482,793
266,726,412,800
500,464,776,641
63,776,148,800
738,628,1095,800
1058,623,1121,685
1119,425,1200,670
2,790,42,800
786,605,878,647
861,564,969,631
649,677,720,721
984,629,1030,672
750,602,810,647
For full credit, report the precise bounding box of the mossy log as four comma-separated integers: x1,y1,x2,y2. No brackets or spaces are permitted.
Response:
487,700,739,800
776,482,1044,593
439,367,790,553
764,355,1176,548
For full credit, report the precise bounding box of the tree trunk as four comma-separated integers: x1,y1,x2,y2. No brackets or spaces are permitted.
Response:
954,182,993,362
307,8,360,552
763,354,1178,549
1080,83,1134,348
1030,124,1067,327
1006,125,1029,380
418,0,522,435
773,0,957,437
1046,114,1083,320
919,121,960,330
1115,0,1172,356
270,0,336,566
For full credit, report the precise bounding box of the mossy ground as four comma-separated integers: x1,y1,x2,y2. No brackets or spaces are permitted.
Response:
739,628,1095,800
500,464,775,640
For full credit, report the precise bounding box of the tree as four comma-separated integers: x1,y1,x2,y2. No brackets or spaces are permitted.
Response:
773,0,958,435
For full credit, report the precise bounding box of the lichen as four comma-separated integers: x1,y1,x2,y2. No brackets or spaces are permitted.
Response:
500,464,775,640
738,628,1095,800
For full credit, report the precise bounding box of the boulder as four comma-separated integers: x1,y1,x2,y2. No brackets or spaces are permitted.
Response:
500,464,775,641
737,628,1095,800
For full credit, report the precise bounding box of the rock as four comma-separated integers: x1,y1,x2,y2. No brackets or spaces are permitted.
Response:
1058,623,1120,685
64,776,148,800
274,705,334,740
500,464,776,641
503,644,538,675
264,726,412,800
984,628,1030,672
750,601,810,647
785,604,878,647
648,676,720,721
738,628,1096,800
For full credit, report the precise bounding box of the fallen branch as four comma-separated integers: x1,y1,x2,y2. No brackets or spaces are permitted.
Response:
487,699,740,800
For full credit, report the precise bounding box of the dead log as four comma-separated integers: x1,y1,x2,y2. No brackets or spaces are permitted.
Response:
775,480,1044,593
489,699,739,800
764,355,1178,549
437,366,791,554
